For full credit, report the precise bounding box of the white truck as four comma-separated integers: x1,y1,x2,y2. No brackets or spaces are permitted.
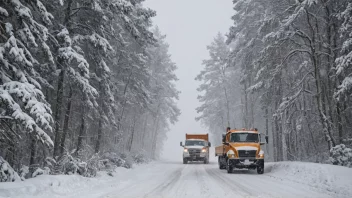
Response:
180,134,211,164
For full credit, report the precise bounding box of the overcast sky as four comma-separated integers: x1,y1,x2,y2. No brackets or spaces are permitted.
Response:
144,0,234,160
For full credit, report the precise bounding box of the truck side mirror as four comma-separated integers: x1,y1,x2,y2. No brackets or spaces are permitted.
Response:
180,141,183,147
208,142,211,147
222,134,226,143
265,136,269,144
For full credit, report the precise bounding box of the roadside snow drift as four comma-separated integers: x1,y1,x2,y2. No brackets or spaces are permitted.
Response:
265,162,352,197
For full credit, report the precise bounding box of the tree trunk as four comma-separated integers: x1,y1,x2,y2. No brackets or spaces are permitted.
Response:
305,9,336,150
128,113,137,152
95,114,103,154
250,93,255,128
152,118,160,159
53,69,65,158
281,111,288,161
60,87,72,156
312,48,336,149
265,106,269,158
64,0,74,26
76,106,86,157
223,86,230,128
141,114,148,149
336,102,343,144
244,82,249,128
53,0,75,157
274,117,280,161
29,135,37,166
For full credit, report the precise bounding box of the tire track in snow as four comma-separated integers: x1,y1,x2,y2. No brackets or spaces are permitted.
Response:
103,163,184,198
204,166,254,197
166,163,215,198
142,164,185,198
196,165,211,197
171,163,206,198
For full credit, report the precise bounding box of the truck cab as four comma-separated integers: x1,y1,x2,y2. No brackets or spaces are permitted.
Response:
215,129,268,174
180,134,211,164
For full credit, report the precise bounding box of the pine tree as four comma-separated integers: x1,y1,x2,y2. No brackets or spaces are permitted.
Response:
0,0,55,165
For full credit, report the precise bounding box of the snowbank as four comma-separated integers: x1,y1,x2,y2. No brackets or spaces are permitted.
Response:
0,165,131,198
0,157,21,182
265,161,352,197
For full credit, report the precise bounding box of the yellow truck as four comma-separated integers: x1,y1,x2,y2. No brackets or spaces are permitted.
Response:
180,134,211,164
215,128,268,174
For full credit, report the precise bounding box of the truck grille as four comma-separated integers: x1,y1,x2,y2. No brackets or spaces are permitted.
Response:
238,150,256,158
188,149,201,156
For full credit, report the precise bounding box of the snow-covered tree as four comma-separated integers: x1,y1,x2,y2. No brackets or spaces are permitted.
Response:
196,33,238,143
0,0,179,179
335,3,352,100
0,0,55,169
200,0,352,163
144,28,180,158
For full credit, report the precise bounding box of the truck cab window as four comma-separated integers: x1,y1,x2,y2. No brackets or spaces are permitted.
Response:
230,133,259,143
185,140,205,146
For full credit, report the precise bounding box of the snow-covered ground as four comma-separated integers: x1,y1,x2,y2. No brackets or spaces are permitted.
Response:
1,160,352,198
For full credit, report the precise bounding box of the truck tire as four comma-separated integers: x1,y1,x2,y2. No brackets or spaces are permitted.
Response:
227,165,233,173
226,160,233,173
203,158,207,164
257,164,264,174
218,157,226,169
183,158,188,164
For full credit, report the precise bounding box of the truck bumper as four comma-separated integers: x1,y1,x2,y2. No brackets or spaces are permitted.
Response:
184,153,207,161
228,159,264,169
184,157,207,161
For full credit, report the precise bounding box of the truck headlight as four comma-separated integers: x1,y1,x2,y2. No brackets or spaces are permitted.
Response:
227,150,236,158
258,150,264,158
184,148,188,152
228,154,236,158
201,148,206,152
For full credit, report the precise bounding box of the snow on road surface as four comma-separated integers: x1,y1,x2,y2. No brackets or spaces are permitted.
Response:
1,161,352,198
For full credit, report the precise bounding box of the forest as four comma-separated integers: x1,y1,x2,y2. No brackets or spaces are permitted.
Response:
196,0,352,164
2,0,352,183
0,0,180,180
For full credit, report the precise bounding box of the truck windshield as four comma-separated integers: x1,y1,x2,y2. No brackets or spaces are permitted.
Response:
230,133,259,143
185,140,205,146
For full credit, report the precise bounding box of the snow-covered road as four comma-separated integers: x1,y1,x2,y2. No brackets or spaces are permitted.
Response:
75,161,352,198
1,160,352,198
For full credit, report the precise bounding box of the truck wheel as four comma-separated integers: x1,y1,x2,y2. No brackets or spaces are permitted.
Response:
203,158,207,164
218,157,225,169
227,165,233,173
257,165,264,174
183,158,188,164
218,157,222,169
227,160,233,173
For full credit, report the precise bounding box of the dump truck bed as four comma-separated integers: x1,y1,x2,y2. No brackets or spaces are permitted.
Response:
186,134,208,141
215,145,225,156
